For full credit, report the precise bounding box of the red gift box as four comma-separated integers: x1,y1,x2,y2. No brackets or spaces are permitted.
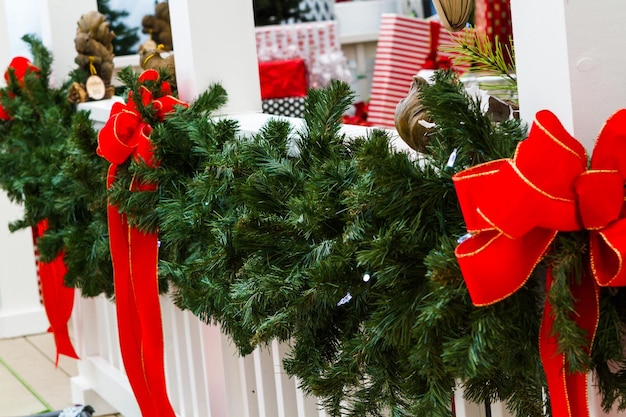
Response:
258,59,308,100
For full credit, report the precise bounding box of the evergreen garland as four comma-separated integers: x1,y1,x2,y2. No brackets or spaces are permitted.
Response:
4,39,626,416
0,36,113,296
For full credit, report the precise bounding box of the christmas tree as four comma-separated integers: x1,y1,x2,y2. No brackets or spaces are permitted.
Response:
97,0,140,55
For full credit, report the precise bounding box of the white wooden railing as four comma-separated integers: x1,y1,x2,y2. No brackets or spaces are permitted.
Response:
69,99,513,417
71,292,329,417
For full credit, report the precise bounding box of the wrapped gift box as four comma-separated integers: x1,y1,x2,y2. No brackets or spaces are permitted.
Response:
475,0,513,42
255,21,352,89
475,0,514,64
367,14,470,128
259,59,308,100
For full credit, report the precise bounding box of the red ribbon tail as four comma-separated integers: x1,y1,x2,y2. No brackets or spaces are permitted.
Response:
35,221,79,366
108,202,154,416
107,196,175,416
129,227,175,416
540,266,599,417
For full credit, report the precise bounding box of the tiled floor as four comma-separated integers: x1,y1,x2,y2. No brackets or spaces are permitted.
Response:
0,332,121,417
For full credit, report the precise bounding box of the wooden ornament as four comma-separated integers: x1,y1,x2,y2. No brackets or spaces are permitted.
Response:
431,0,473,32
86,75,106,100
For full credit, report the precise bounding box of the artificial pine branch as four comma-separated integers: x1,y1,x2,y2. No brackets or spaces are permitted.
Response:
443,30,516,85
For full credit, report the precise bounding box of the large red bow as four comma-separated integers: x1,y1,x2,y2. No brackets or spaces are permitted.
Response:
453,109,626,417
0,57,39,120
97,69,187,417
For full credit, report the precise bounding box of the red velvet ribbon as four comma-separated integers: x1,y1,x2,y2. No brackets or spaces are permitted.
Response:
33,220,79,366
453,109,626,417
97,69,187,417
0,57,39,120
422,20,453,70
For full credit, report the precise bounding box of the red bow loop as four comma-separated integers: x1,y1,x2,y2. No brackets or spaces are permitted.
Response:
4,56,39,85
97,104,143,165
592,220,626,286
455,228,557,306
153,95,188,121
574,170,623,230
0,57,40,120
590,109,626,175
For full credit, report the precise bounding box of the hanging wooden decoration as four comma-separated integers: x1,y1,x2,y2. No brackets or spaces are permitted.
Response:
431,0,473,32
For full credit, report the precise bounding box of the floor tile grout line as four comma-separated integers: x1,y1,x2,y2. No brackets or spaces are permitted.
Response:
0,355,54,413
24,335,74,378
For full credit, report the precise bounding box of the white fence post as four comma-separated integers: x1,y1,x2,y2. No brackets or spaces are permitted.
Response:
0,0,10,82
168,0,262,113
0,196,48,338
511,0,626,150
511,2,626,416
39,0,98,85
0,0,48,339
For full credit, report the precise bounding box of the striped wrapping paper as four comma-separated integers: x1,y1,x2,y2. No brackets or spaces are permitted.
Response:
368,14,470,128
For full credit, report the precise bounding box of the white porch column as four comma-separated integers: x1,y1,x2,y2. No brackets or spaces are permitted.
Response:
0,197,48,338
0,1,10,84
39,0,98,85
169,0,262,113
511,0,626,150
511,2,626,416
0,0,48,338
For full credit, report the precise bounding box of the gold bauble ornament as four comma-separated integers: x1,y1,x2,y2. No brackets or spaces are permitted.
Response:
431,0,473,32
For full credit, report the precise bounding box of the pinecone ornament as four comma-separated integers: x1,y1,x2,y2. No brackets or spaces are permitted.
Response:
394,76,433,152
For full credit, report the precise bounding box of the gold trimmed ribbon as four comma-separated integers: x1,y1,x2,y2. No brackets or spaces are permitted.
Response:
453,109,626,417
97,69,187,416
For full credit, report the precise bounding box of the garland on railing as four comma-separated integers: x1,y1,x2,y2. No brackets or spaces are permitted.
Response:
4,38,626,417
0,36,79,364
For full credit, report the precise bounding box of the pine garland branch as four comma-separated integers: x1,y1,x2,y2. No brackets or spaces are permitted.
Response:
443,30,516,86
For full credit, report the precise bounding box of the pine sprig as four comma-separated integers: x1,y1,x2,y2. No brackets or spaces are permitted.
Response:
443,30,516,86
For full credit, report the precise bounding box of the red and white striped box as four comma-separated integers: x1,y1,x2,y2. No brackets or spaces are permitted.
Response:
368,14,469,128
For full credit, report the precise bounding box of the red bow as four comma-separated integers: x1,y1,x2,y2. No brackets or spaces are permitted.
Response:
0,57,39,120
97,69,187,417
453,109,626,417
422,21,453,71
